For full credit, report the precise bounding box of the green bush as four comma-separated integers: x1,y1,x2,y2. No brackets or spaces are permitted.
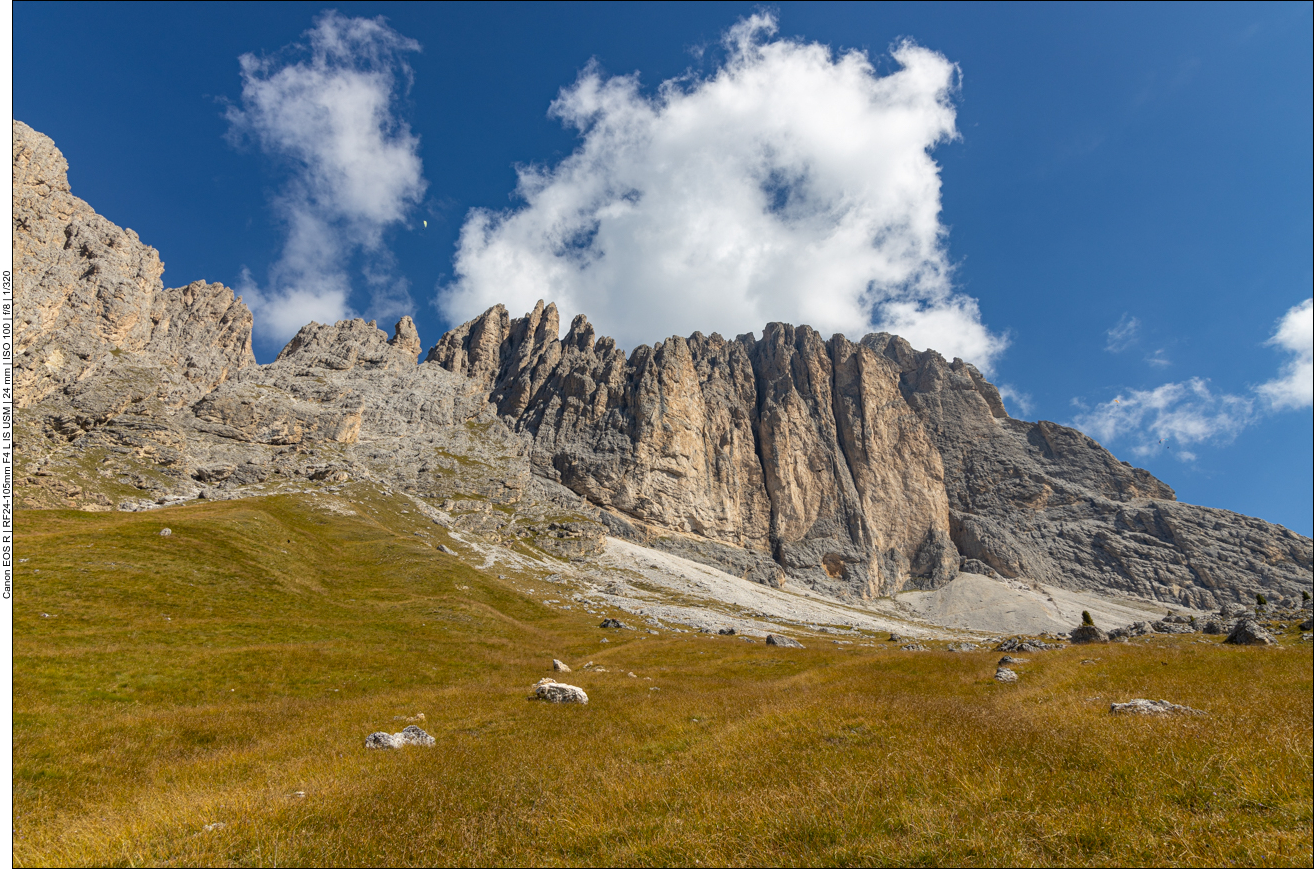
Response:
1256,593,1268,608
1081,610,1094,626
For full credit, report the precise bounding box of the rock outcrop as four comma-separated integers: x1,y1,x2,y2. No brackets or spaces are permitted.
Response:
12,119,1314,611
13,121,254,412
431,303,956,596
431,303,1311,606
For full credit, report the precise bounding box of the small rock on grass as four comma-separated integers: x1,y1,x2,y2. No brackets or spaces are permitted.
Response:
998,655,1026,665
765,634,803,648
599,618,627,629
159,528,172,537
717,627,736,635
437,544,456,555
552,658,571,672
532,678,588,704
1110,699,1204,716
365,725,436,749
900,643,928,652
994,667,1019,683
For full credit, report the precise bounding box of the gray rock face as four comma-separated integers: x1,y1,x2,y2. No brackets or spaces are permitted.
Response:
13,119,1313,615
434,303,1311,607
13,121,255,412
765,634,804,648
433,304,959,597
863,332,1311,610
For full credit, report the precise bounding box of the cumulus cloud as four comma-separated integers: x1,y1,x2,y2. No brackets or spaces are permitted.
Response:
227,11,426,344
1257,298,1313,410
1072,298,1313,458
440,13,1006,371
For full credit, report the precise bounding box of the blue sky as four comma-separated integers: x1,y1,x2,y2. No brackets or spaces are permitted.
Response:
13,2,1312,535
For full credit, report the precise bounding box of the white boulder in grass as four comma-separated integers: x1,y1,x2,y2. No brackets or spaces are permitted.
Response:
365,724,436,748
1109,699,1205,716
533,677,588,704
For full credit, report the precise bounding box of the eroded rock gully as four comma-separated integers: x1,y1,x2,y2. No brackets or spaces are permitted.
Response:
14,119,1313,608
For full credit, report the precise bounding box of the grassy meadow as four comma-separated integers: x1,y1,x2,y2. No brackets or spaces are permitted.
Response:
12,490,1313,866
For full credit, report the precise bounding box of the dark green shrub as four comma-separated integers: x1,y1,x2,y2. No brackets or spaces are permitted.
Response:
1082,610,1094,626
1256,593,1268,607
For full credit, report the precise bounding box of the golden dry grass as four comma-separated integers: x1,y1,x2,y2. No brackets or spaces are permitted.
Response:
12,492,1313,867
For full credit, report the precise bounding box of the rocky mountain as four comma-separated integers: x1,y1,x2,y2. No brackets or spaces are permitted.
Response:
13,119,1312,609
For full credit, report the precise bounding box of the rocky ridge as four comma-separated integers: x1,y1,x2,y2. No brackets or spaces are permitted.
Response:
13,119,1313,611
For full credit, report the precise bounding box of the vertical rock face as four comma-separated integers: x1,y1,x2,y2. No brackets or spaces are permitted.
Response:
12,120,255,410
865,333,1311,608
432,305,955,596
432,302,1311,606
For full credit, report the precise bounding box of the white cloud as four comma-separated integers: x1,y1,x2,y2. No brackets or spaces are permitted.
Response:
1072,379,1254,461
1105,313,1139,352
1258,298,1313,410
439,13,1007,371
1072,298,1312,458
226,11,426,345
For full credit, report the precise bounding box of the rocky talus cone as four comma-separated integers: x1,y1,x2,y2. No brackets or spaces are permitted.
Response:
13,119,1314,609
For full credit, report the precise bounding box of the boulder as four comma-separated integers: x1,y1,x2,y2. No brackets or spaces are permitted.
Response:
765,634,804,648
998,655,1026,665
717,627,736,635
1152,620,1196,634
1218,603,1250,619
599,618,627,629
1110,699,1204,715
365,725,435,749
1224,619,1276,646
1069,624,1108,644
533,679,588,704
994,668,1019,683
1201,619,1225,635
552,658,571,672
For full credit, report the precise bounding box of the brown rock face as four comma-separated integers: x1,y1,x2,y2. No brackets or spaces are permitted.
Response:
432,305,956,596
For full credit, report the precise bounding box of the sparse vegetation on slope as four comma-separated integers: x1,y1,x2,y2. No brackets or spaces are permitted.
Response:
13,494,1313,867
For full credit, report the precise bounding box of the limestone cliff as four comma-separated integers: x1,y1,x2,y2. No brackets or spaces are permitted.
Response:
432,302,1312,606
12,119,255,423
